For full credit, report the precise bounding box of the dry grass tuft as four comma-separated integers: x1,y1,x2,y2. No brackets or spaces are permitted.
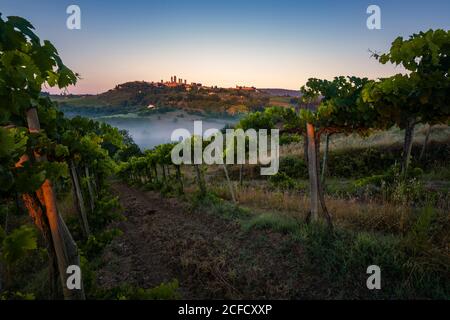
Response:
208,183,429,236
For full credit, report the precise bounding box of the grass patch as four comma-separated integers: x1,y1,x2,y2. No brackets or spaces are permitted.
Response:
242,208,450,299
94,279,181,300
241,213,301,234
189,192,251,220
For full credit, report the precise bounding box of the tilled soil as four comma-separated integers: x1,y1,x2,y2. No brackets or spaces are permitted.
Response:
97,182,329,299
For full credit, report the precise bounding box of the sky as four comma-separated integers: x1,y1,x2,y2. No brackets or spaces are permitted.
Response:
1,0,449,94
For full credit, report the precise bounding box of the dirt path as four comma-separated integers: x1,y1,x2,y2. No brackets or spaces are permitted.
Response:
97,182,327,299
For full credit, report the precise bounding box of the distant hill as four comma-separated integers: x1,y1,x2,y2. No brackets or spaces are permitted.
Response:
52,81,299,116
259,88,302,97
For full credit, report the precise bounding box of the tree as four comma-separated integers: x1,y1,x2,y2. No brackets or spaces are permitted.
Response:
300,76,377,227
115,129,141,162
144,150,158,182
363,29,450,176
0,15,84,299
236,106,301,185
154,143,175,182
60,117,117,237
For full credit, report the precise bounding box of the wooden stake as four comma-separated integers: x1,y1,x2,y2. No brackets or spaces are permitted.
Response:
223,164,237,204
306,123,319,222
85,166,96,213
69,160,90,237
26,108,85,300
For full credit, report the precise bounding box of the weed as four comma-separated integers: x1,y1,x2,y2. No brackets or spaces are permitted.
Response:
189,192,250,220
96,279,181,300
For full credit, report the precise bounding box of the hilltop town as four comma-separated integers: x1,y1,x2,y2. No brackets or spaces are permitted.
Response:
53,76,299,116
138,75,257,92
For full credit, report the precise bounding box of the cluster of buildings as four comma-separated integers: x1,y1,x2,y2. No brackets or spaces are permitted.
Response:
145,76,256,92
235,85,256,92
153,75,202,90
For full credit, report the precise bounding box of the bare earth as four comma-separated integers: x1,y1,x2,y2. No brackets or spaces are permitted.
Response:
97,182,329,299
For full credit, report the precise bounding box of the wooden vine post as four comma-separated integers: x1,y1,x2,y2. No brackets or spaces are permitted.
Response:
306,123,320,222
222,164,237,204
85,166,96,213
194,164,206,194
69,160,90,238
25,108,85,300
306,123,333,228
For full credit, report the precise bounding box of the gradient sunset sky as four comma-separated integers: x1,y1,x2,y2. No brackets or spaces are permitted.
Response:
2,0,449,94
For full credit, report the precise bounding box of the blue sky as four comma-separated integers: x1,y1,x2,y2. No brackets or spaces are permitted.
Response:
2,0,449,93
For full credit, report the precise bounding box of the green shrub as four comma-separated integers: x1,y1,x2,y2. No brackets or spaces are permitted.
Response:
143,179,164,191
268,172,298,191
189,192,250,220
327,147,397,178
143,178,182,196
390,178,426,205
244,214,449,299
98,279,181,300
411,167,424,177
280,142,446,180
278,156,307,179
295,223,448,298
81,228,123,259
350,165,429,205
324,141,449,178
0,291,35,300
242,213,301,234
79,254,97,297
354,174,387,188
1,225,37,266
89,193,123,233
280,133,302,146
